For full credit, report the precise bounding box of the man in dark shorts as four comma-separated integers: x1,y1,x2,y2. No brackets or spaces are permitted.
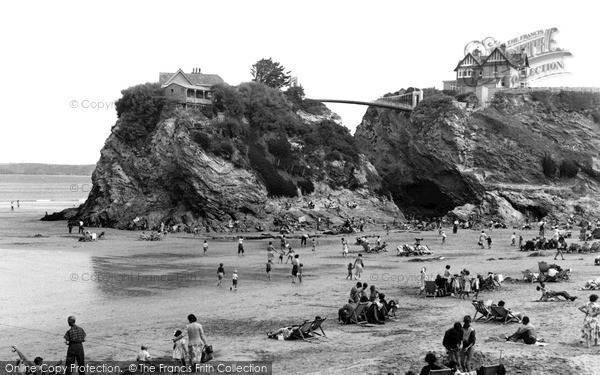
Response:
64,316,86,375
238,236,244,256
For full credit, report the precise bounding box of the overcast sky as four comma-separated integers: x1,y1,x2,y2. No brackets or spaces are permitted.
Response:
1,0,598,164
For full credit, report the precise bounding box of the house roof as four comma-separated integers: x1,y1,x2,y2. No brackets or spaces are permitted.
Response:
159,68,225,88
453,53,483,71
454,48,530,72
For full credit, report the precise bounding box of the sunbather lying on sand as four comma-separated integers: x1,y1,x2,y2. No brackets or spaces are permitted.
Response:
537,283,577,301
267,325,300,339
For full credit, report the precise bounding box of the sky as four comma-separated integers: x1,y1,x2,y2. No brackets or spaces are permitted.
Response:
0,0,598,164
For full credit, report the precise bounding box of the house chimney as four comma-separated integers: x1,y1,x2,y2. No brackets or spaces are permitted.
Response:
472,48,481,58
500,44,506,53
197,67,201,74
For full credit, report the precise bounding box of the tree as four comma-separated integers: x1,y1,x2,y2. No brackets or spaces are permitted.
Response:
250,58,291,89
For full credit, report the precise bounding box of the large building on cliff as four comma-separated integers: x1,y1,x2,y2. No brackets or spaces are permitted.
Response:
444,45,529,94
159,68,225,106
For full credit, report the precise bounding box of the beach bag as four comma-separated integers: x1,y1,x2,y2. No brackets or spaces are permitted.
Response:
201,345,213,363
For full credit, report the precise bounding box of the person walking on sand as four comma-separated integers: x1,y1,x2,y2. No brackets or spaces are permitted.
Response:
11,201,14,211
173,314,208,365
346,263,353,280
291,254,300,283
266,259,273,281
353,254,364,280
441,231,446,244
478,231,486,249
217,263,224,287
311,238,316,252
511,232,516,246
267,241,275,262
231,270,238,291
418,267,429,296
298,263,303,283
578,294,600,348
342,238,349,257
554,240,566,260
203,240,208,255
486,235,492,249
237,236,244,256
78,221,84,234
64,316,86,375
300,233,308,247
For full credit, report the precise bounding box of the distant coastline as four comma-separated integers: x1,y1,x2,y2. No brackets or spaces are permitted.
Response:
0,163,95,176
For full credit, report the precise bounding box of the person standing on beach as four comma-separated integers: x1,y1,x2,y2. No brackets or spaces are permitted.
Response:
291,254,300,283
353,254,364,280
237,236,244,256
17,200,20,209
311,238,316,252
478,231,486,249
231,270,238,291
511,232,516,246
486,235,492,249
173,314,208,365
68,222,73,234
78,221,84,234
578,294,600,348
266,259,273,281
203,240,208,255
346,263,353,280
217,263,224,287
300,233,308,247
267,241,275,263
418,267,429,296
64,316,86,375
342,238,349,257
11,201,14,211
441,231,446,244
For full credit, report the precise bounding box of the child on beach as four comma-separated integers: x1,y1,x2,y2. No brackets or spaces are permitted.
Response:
136,345,152,364
266,259,272,281
342,239,349,257
486,235,492,249
217,263,224,287
311,238,316,251
231,270,238,291
346,263,353,280
511,232,516,246
298,263,303,283
172,330,187,368
286,247,295,264
203,240,208,255
441,231,446,244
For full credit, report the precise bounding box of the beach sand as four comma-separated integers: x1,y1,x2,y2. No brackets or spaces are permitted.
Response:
1,204,600,374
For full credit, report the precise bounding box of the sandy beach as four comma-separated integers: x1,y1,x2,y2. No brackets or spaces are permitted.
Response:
2,203,600,375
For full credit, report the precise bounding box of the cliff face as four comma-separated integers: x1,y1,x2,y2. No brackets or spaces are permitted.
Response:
77,82,400,229
355,91,600,223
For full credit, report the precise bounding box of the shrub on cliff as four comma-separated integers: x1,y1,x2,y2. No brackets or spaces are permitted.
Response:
247,139,297,198
541,154,558,178
306,120,359,164
212,84,245,119
410,94,460,126
114,82,171,144
559,158,579,178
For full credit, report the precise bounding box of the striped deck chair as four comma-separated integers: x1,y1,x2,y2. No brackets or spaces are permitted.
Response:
472,300,493,321
288,319,316,340
349,302,368,324
424,281,438,298
309,317,327,337
489,306,520,324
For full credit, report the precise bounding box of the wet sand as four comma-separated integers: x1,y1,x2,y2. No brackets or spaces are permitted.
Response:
2,204,600,374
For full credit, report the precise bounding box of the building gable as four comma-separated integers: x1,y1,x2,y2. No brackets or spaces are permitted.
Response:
161,69,194,88
454,53,481,71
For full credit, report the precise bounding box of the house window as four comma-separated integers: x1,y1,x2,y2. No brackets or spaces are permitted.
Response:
465,69,472,78
458,70,463,78
493,65,498,74
196,91,203,99
170,89,174,94
479,70,483,77
206,92,212,99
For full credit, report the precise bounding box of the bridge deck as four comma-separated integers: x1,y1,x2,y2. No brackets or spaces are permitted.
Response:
312,98,414,111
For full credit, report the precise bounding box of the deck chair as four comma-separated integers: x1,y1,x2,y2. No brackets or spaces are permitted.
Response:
478,364,505,375
538,261,550,278
489,306,520,324
428,369,453,375
309,317,327,337
349,302,368,324
424,281,438,298
472,300,493,321
288,319,315,340
521,269,538,283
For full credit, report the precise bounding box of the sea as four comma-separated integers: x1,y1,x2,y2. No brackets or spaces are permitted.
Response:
0,174,91,204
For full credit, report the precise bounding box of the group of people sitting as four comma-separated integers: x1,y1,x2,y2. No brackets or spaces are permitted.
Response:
428,265,502,298
338,282,397,325
583,277,600,290
78,230,105,242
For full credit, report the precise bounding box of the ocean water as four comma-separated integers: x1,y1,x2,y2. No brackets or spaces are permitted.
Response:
0,174,91,203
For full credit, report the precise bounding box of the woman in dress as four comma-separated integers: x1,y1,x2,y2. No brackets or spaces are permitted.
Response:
418,267,428,296
460,315,476,372
579,294,600,348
